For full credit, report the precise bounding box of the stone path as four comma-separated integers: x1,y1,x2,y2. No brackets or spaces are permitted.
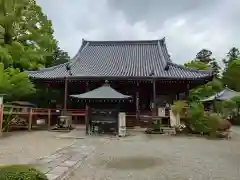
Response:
31,143,95,180
232,126,240,135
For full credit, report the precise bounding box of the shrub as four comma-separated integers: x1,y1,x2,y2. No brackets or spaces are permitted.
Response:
230,115,240,125
204,112,221,137
219,119,232,131
186,103,223,136
0,164,48,180
171,100,188,115
186,102,209,133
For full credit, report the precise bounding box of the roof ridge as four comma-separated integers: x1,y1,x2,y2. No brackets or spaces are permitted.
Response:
68,40,90,67
26,39,90,75
156,39,168,70
83,38,165,45
70,39,88,61
159,39,172,63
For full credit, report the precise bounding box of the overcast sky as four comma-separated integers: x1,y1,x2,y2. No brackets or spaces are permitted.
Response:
36,0,240,65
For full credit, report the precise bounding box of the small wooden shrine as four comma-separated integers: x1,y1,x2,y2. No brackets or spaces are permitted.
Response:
70,81,131,135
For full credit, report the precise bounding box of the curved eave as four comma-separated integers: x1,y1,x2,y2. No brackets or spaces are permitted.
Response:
27,63,212,81
26,63,69,79
26,38,212,81
167,62,212,79
27,62,212,81
26,40,91,79
28,75,213,81
70,95,131,100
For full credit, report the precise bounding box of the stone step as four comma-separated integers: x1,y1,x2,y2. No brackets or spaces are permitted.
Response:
161,127,176,135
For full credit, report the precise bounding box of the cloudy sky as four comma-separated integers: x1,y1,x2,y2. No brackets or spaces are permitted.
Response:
36,0,240,65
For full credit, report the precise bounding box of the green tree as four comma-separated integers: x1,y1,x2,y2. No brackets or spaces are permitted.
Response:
231,96,240,115
221,100,237,117
184,49,223,102
222,48,240,90
196,49,221,76
209,59,221,76
185,49,221,76
0,63,35,101
0,0,57,70
171,100,187,116
196,49,213,64
187,102,207,133
189,78,223,101
222,59,240,91
45,46,70,67
184,60,210,70
223,47,240,74
225,47,240,65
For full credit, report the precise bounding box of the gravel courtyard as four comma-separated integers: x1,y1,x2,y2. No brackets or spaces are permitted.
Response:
68,133,240,180
1,129,240,180
0,131,74,165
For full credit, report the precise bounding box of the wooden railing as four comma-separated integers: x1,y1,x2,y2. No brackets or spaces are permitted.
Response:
3,105,86,116
4,105,31,115
1,105,87,132
32,108,60,115
66,109,86,116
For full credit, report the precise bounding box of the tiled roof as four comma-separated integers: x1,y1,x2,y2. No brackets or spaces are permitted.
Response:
27,38,212,80
201,87,240,101
70,83,131,99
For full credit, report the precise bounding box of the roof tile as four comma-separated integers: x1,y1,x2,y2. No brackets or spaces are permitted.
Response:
27,39,212,80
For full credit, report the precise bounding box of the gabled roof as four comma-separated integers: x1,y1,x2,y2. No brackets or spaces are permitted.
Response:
70,83,131,99
201,87,240,102
27,38,212,80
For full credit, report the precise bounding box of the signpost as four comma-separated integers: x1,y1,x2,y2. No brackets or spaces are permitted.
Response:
118,112,126,137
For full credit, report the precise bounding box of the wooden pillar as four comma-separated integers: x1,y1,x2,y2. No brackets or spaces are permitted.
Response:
136,81,140,121
85,82,89,135
74,116,78,124
28,108,33,132
63,77,68,115
152,79,157,116
175,93,179,100
47,109,51,130
185,82,190,98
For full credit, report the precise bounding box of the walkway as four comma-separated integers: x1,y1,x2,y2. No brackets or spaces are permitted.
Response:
231,126,240,135
67,133,240,180
32,143,95,180
0,131,74,165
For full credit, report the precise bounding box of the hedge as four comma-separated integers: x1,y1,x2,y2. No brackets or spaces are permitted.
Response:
0,164,48,180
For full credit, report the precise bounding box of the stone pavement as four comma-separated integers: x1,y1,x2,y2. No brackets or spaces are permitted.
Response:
231,126,240,135
31,143,95,180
